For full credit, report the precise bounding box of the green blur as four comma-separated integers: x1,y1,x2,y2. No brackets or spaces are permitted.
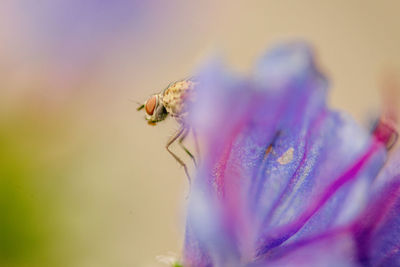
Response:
0,111,65,267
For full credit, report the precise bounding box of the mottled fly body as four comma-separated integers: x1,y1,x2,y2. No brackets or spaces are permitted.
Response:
138,79,198,183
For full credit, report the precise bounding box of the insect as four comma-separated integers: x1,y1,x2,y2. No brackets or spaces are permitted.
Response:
137,78,198,183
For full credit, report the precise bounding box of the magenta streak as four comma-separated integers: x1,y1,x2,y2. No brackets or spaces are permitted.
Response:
214,121,247,196
260,140,381,251
358,178,400,233
263,226,352,261
213,94,265,195
353,177,400,265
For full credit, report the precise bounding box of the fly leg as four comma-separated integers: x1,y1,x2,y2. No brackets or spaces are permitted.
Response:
166,127,191,185
178,128,197,168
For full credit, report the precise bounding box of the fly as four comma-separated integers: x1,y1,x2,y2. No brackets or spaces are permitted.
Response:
137,78,198,184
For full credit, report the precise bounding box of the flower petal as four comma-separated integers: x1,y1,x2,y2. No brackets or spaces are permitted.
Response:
352,147,400,265
184,42,388,266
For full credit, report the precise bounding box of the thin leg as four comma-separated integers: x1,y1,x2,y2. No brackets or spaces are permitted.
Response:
178,128,197,167
166,127,191,185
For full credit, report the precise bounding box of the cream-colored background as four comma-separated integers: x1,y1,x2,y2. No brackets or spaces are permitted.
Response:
0,1,399,266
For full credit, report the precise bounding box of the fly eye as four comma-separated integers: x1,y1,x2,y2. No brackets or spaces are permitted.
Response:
145,95,157,115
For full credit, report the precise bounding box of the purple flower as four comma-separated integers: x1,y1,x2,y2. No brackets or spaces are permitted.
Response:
183,42,399,266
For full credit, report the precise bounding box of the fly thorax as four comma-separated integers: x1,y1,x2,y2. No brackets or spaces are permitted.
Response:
162,80,196,117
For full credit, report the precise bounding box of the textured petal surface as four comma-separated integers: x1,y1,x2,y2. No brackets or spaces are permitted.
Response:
183,42,391,266
352,147,400,266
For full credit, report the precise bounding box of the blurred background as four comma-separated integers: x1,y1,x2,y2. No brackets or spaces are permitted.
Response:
0,1,399,266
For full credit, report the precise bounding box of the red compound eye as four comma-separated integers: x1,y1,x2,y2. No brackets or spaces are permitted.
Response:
145,95,156,115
